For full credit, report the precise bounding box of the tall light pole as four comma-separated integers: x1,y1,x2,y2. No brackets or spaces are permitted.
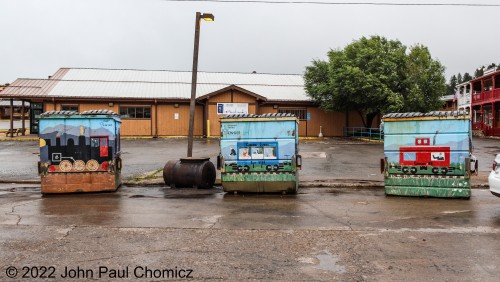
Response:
187,12,214,157
163,12,216,189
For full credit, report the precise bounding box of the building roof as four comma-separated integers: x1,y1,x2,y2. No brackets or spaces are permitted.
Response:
0,68,309,102
440,94,455,101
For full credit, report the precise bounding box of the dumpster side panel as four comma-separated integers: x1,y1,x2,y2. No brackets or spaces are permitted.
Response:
383,117,471,198
39,114,121,193
220,118,299,193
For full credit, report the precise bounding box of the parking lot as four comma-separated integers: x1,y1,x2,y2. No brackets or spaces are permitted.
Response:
1,136,500,280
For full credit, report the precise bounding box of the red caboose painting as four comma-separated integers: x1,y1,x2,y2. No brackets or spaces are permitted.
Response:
399,137,450,167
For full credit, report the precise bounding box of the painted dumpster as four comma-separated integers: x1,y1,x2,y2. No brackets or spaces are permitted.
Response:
381,111,475,198
38,110,122,193
218,113,301,193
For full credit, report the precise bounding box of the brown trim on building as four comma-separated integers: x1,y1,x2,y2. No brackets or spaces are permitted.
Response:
197,85,267,102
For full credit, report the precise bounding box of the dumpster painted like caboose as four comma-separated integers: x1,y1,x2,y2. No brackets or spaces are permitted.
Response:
218,113,301,193
381,111,474,198
38,110,122,193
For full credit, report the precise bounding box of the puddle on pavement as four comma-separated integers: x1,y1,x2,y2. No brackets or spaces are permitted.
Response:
314,250,346,274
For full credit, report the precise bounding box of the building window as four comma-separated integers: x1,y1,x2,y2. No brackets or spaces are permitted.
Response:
278,108,307,120
119,106,151,119
61,105,79,112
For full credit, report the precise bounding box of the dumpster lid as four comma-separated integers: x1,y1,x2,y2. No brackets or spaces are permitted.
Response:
383,110,468,120
220,113,296,119
40,110,119,118
40,110,79,117
80,110,119,116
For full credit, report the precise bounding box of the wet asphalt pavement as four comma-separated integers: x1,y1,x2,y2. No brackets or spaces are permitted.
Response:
1,137,500,280
0,185,499,281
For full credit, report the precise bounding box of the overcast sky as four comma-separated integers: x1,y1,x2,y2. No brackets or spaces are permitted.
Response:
1,0,499,84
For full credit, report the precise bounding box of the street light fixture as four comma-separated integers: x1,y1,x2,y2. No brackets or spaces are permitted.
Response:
187,12,214,157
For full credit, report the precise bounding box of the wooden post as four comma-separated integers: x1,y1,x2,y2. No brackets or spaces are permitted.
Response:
21,100,26,135
207,119,210,138
9,99,14,138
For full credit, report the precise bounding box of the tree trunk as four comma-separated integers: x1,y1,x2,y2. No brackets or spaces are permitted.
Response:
365,112,379,128
357,110,367,128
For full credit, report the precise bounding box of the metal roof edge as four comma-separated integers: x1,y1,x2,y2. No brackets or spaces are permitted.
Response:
61,67,303,76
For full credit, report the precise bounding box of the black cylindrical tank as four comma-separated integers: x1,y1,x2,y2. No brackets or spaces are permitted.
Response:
163,157,216,189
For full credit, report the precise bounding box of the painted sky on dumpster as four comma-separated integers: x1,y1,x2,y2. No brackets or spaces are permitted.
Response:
0,0,499,84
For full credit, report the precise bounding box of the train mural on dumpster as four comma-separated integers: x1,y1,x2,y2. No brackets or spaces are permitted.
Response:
381,111,476,198
37,110,122,193
218,113,301,193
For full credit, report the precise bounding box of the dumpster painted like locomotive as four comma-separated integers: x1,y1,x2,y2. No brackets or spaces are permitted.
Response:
218,113,301,193
38,110,122,193
381,111,475,198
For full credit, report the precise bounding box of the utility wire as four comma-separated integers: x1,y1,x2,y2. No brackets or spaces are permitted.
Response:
161,0,500,7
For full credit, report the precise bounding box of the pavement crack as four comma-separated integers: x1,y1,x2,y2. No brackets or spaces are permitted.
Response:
10,206,22,225
5,199,41,225
301,198,353,231
209,215,222,229
60,225,77,239
344,205,354,231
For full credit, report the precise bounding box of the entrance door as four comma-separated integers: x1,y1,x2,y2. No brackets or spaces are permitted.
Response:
30,103,43,134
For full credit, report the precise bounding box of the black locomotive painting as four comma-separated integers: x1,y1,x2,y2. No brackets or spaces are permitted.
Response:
38,110,122,193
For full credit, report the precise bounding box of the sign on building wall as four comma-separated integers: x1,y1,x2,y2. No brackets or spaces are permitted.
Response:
217,103,248,115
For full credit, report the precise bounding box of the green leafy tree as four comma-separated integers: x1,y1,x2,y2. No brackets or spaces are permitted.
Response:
457,73,462,84
305,36,446,128
403,44,447,112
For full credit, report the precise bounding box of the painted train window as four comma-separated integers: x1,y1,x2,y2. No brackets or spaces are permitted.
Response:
403,152,416,161
239,147,250,159
238,145,277,160
251,147,264,159
264,147,276,159
91,138,100,148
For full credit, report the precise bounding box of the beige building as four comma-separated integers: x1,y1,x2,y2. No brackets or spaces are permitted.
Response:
0,68,367,137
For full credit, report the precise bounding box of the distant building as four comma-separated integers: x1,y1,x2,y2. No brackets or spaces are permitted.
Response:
441,94,455,111
0,67,369,136
455,81,472,113
0,100,30,120
469,68,500,136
